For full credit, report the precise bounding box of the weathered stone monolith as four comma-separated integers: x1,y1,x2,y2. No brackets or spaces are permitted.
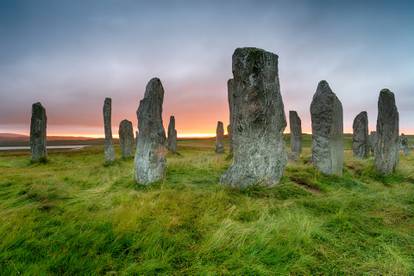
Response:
103,97,115,163
352,111,369,159
118,119,134,159
289,111,302,160
134,78,167,184
310,80,343,176
369,131,377,155
227,79,235,154
30,102,47,162
167,116,177,153
215,121,224,153
400,134,410,156
220,47,287,188
227,124,233,154
375,89,399,174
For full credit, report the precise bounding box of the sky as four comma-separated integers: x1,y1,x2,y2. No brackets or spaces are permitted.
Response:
0,0,413,137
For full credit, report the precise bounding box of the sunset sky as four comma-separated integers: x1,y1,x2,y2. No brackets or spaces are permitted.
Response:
0,0,413,137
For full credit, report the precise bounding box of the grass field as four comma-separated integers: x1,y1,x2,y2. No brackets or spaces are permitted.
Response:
1,136,414,274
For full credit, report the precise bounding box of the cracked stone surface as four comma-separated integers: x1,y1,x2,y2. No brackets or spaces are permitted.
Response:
375,89,399,174
134,78,167,184
220,47,287,188
310,80,344,176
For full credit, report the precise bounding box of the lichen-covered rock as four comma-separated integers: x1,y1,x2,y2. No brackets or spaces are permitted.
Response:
167,116,177,153
400,134,410,156
30,102,47,162
215,121,225,153
375,89,399,174
289,111,302,160
352,111,369,159
310,81,343,176
220,47,287,188
103,97,115,163
134,78,167,184
118,119,134,159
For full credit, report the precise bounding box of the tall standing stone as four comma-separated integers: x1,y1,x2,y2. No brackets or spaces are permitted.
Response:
134,78,167,184
400,134,410,156
369,131,377,155
310,80,343,176
289,111,302,160
215,121,225,153
227,79,235,154
375,89,399,174
118,119,134,159
30,102,47,162
103,97,115,163
227,124,233,154
352,111,369,159
167,115,177,153
220,47,287,188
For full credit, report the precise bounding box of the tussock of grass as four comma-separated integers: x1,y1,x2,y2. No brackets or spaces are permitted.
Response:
0,140,414,274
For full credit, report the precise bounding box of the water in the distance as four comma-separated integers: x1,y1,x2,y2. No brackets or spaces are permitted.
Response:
0,145,89,151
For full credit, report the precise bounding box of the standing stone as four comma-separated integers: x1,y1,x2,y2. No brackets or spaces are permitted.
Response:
289,111,302,160
352,111,369,159
400,134,410,156
310,80,344,176
220,47,287,188
227,79,235,154
215,121,225,153
167,115,177,153
369,131,377,155
134,78,167,184
227,124,233,154
103,98,115,163
118,119,134,159
375,89,399,174
30,102,47,162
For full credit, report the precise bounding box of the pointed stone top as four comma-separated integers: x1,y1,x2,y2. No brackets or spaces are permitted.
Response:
316,80,332,93
120,119,132,125
289,110,298,116
32,102,44,110
104,97,111,102
144,78,163,97
170,115,175,121
379,88,395,102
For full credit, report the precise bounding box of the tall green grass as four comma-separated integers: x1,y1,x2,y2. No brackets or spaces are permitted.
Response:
0,139,413,274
